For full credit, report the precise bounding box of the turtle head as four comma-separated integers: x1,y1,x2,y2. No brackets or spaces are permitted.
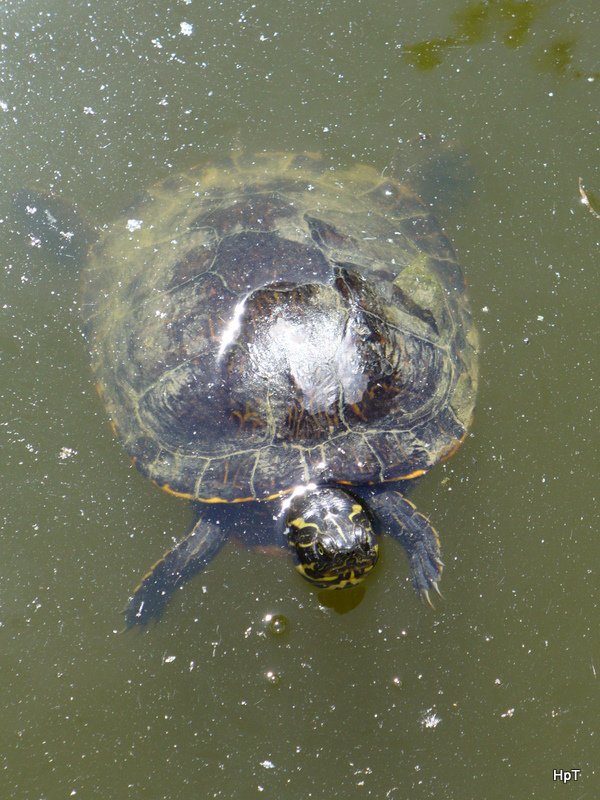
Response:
284,487,379,588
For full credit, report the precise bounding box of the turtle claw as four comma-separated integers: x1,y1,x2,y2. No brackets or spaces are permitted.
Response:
421,580,444,609
408,536,443,600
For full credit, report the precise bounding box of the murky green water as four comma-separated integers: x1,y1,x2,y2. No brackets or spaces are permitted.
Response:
1,1,598,797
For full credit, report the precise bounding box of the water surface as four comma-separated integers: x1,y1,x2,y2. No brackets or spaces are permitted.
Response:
0,0,598,797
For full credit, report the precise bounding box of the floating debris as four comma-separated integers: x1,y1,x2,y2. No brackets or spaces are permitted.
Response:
578,177,600,220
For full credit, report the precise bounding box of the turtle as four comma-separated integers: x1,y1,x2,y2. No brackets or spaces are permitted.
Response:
23,151,478,625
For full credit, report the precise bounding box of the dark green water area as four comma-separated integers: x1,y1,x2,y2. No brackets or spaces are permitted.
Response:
0,1,597,797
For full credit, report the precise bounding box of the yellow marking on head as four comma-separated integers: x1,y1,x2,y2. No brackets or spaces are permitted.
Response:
331,569,369,589
288,516,315,530
334,573,362,589
296,564,339,583
295,563,309,578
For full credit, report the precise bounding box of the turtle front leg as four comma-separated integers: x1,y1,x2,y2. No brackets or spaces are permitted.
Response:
125,505,229,627
369,490,443,604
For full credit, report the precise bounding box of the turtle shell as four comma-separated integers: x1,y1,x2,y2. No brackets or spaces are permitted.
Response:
82,152,478,502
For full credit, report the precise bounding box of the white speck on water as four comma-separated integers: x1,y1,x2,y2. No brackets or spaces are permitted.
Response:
151,37,163,49
260,760,275,770
58,447,77,461
0,100,8,112
420,709,442,729
83,106,95,115
501,707,515,718
536,315,544,321
481,306,489,313
126,219,143,232
163,654,176,664
180,21,194,36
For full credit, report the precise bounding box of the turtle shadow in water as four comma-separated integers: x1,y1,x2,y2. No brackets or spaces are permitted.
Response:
317,585,366,614
387,134,477,215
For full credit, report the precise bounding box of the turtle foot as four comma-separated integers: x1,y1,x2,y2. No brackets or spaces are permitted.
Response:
125,570,172,628
124,509,229,628
368,491,444,604
407,531,444,602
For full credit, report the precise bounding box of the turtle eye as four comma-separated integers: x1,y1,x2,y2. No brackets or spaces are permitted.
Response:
316,542,326,557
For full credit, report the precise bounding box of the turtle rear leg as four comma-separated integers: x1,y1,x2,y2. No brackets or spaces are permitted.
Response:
125,506,229,627
390,135,475,213
369,490,443,604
